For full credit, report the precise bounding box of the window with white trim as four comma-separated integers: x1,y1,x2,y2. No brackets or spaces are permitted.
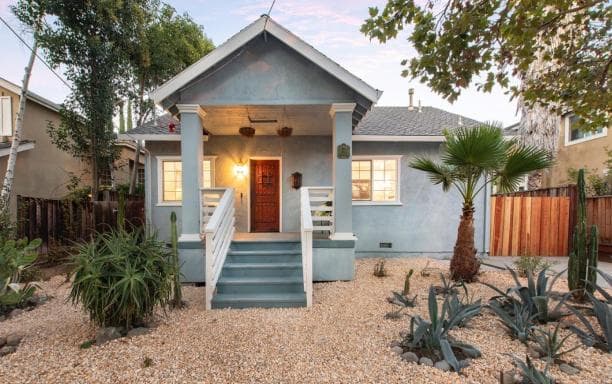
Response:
0,96,13,137
351,157,400,203
565,115,607,145
158,157,215,204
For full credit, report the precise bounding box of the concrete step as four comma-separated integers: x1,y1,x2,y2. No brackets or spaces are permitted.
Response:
222,262,302,278
216,276,304,294
226,250,302,264
230,240,301,252
211,292,307,309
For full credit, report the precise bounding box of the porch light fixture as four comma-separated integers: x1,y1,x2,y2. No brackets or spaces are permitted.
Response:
239,126,255,137
234,162,248,178
291,172,302,189
277,127,292,137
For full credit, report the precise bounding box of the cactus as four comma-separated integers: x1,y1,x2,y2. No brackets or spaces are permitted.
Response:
170,212,183,308
402,269,414,296
568,169,598,300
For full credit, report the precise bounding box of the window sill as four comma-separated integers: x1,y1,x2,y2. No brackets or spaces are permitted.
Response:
565,131,607,146
156,202,181,207
352,201,403,206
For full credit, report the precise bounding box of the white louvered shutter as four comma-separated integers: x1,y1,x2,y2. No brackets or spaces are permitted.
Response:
0,96,12,136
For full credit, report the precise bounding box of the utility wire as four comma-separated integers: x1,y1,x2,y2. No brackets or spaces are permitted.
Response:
0,15,71,89
263,0,277,30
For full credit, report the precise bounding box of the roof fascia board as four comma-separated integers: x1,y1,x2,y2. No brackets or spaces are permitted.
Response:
118,134,209,142
352,135,446,142
0,78,61,113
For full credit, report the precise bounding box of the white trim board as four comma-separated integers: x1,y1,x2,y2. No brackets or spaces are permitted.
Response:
563,115,608,147
0,141,35,157
118,134,210,142
151,16,381,104
351,155,402,205
155,155,217,207
352,135,445,142
247,156,283,233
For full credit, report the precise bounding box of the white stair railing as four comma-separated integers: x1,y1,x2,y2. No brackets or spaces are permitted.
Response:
202,188,235,310
307,187,335,237
300,187,314,307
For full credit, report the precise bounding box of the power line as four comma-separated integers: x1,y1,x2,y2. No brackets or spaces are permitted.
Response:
263,0,277,30
0,15,71,89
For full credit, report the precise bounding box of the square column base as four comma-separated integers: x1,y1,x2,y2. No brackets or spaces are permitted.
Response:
329,232,357,241
178,233,204,283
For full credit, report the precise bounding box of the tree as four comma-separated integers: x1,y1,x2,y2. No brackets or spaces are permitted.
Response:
126,2,214,194
361,1,611,132
409,123,552,281
1,0,45,214
14,0,148,200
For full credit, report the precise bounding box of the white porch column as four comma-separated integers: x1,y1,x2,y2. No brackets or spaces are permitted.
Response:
330,103,356,240
176,104,205,241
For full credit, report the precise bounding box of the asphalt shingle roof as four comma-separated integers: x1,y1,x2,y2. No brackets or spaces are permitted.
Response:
125,106,487,137
354,106,481,136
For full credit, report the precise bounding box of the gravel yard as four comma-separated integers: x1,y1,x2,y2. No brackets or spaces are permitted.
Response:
1,258,610,384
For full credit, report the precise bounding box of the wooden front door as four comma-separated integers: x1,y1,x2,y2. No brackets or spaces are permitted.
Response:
250,160,280,232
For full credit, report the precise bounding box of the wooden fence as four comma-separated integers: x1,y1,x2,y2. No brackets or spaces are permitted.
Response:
17,195,145,254
490,185,612,260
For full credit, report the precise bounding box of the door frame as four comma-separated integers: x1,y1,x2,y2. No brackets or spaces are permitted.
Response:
247,156,283,233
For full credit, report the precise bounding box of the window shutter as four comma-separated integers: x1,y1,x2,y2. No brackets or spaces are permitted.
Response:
0,96,13,136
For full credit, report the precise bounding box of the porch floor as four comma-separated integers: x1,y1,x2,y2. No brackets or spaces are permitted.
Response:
233,232,300,242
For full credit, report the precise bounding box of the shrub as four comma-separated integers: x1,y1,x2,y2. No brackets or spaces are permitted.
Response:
514,256,554,278
0,238,42,314
400,286,481,372
69,228,173,329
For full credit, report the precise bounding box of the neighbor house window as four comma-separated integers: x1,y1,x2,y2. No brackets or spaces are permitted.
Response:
352,156,400,204
565,115,607,146
158,157,215,204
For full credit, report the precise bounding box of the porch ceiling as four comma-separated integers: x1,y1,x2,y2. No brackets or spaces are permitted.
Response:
202,105,332,136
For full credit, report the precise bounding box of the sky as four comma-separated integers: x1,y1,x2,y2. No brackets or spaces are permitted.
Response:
0,0,519,126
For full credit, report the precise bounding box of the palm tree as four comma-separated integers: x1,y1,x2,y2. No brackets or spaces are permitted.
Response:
410,123,552,282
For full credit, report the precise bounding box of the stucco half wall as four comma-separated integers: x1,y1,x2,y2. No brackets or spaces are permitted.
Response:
145,137,489,256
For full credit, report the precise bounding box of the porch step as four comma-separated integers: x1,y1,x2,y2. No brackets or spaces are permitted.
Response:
210,240,306,309
211,293,306,309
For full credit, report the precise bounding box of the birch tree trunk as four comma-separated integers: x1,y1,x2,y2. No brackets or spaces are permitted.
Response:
0,37,38,212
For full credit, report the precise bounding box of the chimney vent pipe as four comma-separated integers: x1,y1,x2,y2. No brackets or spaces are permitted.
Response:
408,88,414,111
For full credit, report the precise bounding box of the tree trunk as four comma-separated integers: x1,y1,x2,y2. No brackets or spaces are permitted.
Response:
128,140,141,194
450,203,480,282
0,38,38,212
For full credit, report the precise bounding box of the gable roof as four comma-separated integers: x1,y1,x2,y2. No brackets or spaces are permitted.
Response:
151,15,382,105
0,77,61,113
353,106,481,137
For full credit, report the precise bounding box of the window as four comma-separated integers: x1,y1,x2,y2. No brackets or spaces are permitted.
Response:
158,157,215,204
352,156,400,204
565,115,607,146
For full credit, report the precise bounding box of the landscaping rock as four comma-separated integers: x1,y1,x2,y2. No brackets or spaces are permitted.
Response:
127,327,149,338
527,346,542,359
0,336,5,348
434,360,450,372
399,331,408,338
389,340,400,348
500,370,516,384
419,357,433,367
9,309,24,318
559,363,580,375
96,327,122,345
390,346,403,355
6,334,22,347
401,351,418,363
0,346,16,357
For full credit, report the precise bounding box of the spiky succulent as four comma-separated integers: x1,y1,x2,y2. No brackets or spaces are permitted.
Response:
567,287,612,353
531,323,581,363
489,300,536,343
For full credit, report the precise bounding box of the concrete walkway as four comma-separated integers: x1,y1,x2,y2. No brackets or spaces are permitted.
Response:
479,256,612,288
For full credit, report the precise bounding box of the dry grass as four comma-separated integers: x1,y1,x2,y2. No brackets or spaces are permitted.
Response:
0,258,610,383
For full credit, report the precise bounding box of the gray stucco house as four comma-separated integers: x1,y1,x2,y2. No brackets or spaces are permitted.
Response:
120,15,490,309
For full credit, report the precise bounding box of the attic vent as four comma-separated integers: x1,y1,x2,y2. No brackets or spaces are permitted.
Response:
379,242,392,249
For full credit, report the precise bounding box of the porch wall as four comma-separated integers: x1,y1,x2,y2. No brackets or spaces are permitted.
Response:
352,141,489,257
147,136,332,241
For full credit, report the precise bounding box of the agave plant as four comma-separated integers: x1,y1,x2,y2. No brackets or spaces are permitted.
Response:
385,292,417,319
483,267,570,324
489,300,536,343
446,291,481,327
567,287,611,353
400,286,481,372
433,273,467,297
70,228,173,329
511,355,555,384
531,323,581,363
0,238,42,311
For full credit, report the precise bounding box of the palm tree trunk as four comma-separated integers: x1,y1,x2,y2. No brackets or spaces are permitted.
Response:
450,202,480,281
0,37,38,212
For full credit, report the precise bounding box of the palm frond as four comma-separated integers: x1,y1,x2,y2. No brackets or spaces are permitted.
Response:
409,157,455,191
442,123,506,171
496,144,553,193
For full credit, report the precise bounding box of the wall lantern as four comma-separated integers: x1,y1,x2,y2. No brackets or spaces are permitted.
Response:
234,162,248,178
239,126,255,137
291,172,302,190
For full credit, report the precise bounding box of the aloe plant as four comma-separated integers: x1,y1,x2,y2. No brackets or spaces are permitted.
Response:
567,287,611,353
531,323,581,363
489,300,536,343
0,237,42,311
483,267,570,323
433,273,468,297
400,286,481,372
511,355,555,384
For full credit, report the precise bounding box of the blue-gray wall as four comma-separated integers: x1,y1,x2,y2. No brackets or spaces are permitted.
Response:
352,141,488,257
146,138,489,256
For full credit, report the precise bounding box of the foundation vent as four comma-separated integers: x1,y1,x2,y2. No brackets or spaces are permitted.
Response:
379,242,392,249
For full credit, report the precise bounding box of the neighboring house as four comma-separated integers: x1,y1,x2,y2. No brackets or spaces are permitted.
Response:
120,15,491,309
505,116,611,188
0,77,144,219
